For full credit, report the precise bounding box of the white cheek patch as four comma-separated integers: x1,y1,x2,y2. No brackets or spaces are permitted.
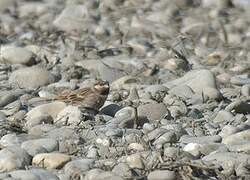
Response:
104,85,109,88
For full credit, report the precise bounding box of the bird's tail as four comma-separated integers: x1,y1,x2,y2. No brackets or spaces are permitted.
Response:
25,96,57,107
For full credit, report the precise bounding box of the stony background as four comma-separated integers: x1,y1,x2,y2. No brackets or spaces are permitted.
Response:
0,0,250,179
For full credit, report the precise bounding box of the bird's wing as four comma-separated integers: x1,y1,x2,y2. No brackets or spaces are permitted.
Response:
56,88,91,105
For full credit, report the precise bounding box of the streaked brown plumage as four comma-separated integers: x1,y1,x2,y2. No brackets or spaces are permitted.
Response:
55,80,110,112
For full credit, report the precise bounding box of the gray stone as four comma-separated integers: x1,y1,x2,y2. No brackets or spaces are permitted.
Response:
241,84,250,96
127,39,150,56
114,111,149,129
165,69,221,100
105,128,123,137
153,131,177,148
128,143,144,152
142,123,155,134
164,146,195,160
12,110,26,122
146,128,168,141
216,73,231,84
0,100,21,116
168,85,195,100
97,114,113,123
222,129,250,145
9,67,56,89
0,111,6,120
32,153,71,169
123,134,139,144
98,57,144,83
228,143,250,154
55,105,82,126
126,154,144,169
111,76,139,90
161,123,187,139
187,108,203,119
29,169,59,180
148,170,176,180
112,163,132,178
2,170,39,180
64,159,94,178
0,146,31,172
230,74,250,85
21,138,58,156
100,103,122,117
19,2,49,18
202,0,230,8
164,57,188,70
26,102,66,122
0,0,15,12
43,127,80,154
138,103,169,121
236,123,250,132
90,171,124,180
45,126,77,141
180,135,222,144
225,99,250,114
126,87,140,102
25,114,53,129
28,124,56,137
213,110,234,123
219,125,239,138
199,143,226,155
235,162,250,177
203,152,250,169
0,169,59,180
98,62,127,83
0,46,35,65
53,5,91,34
144,85,168,97
203,124,219,134
96,137,111,147
164,147,182,159
0,134,28,147
84,169,105,180
0,92,18,108
86,147,98,159
75,60,101,75
184,142,224,157
232,0,250,7
115,107,134,119
166,101,187,119
183,143,202,157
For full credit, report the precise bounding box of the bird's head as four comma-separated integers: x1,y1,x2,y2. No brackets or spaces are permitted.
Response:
93,80,110,95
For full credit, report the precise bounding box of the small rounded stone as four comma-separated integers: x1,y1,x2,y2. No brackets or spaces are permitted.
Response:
32,153,71,169
126,154,144,169
241,84,250,96
148,170,176,180
9,67,56,89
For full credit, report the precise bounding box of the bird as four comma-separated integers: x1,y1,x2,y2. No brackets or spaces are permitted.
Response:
22,80,110,119
55,80,110,113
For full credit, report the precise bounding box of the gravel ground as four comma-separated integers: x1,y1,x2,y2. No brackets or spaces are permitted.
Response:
1,0,250,179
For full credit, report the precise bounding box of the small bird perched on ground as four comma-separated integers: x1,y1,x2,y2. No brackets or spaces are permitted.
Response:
55,80,110,114
22,80,110,119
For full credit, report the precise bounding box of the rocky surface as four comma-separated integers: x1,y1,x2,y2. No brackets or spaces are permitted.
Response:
0,0,250,179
